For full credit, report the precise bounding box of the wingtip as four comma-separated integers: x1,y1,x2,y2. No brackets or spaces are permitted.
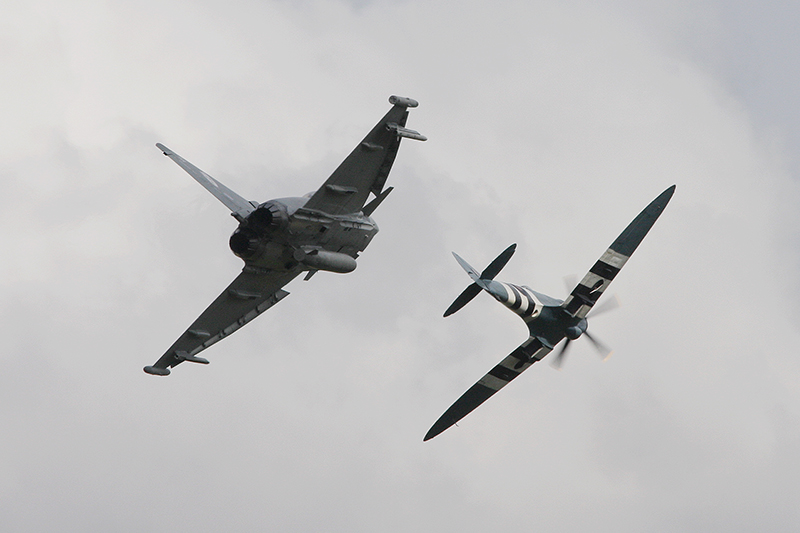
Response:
424,423,450,441
143,365,171,376
388,95,419,108
424,415,458,441
155,143,172,156
655,184,676,207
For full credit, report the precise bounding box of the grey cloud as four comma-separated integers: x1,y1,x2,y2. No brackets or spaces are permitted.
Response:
1,1,799,531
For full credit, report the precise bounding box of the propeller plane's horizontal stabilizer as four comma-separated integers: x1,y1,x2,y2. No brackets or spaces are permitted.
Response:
443,244,516,317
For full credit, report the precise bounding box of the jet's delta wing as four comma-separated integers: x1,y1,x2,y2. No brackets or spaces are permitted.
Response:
144,269,299,375
302,96,425,216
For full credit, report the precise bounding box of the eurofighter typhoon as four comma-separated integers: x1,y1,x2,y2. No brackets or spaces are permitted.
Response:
144,96,425,376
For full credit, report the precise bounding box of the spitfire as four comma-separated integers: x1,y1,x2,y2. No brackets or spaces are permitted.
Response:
425,185,675,441
144,96,425,376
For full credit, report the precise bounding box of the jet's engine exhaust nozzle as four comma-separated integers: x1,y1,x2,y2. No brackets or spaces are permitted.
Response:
229,201,289,259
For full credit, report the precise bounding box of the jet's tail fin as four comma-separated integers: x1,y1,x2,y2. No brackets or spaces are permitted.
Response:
443,244,516,317
155,143,256,222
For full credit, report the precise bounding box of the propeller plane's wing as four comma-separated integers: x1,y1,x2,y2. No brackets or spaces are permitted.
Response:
144,268,301,376
424,337,550,441
302,96,426,216
562,185,675,319
426,186,676,439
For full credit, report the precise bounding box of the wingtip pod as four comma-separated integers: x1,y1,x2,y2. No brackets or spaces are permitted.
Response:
143,365,170,376
155,142,171,156
388,95,419,108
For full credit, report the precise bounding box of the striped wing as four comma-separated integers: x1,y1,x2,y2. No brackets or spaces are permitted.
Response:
424,337,551,441
562,185,675,318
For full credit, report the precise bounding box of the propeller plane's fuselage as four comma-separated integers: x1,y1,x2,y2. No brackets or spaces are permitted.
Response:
482,279,587,349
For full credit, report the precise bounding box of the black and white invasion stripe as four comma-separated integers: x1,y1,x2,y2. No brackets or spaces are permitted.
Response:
563,248,629,317
492,282,542,318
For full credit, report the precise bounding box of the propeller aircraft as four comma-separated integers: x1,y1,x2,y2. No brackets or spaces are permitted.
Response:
424,185,675,440
144,96,425,376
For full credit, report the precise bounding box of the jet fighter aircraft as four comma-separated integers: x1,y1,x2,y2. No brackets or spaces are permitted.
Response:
424,185,675,440
144,96,425,376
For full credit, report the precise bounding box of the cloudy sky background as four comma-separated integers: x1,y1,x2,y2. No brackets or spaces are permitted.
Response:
2,0,800,531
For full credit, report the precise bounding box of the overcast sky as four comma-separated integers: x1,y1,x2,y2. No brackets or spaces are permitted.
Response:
2,1,800,531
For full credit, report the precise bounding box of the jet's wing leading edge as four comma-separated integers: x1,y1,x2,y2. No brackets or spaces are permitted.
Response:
302,96,426,216
424,337,551,441
156,143,256,222
561,185,676,319
144,268,301,376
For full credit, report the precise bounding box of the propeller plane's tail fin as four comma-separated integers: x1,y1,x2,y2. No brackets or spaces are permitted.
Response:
443,244,516,317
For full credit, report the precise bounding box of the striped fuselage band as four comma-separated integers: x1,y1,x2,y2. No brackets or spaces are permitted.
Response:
495,282,539,317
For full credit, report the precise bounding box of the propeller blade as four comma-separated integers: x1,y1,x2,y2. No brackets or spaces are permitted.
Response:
550,339,572,369
443,283,482,317
583,330,613,361
588,294,620,318
480,243,516,280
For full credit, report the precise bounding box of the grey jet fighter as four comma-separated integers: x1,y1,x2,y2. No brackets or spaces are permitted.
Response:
144,96,425,376
425,185,675,440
